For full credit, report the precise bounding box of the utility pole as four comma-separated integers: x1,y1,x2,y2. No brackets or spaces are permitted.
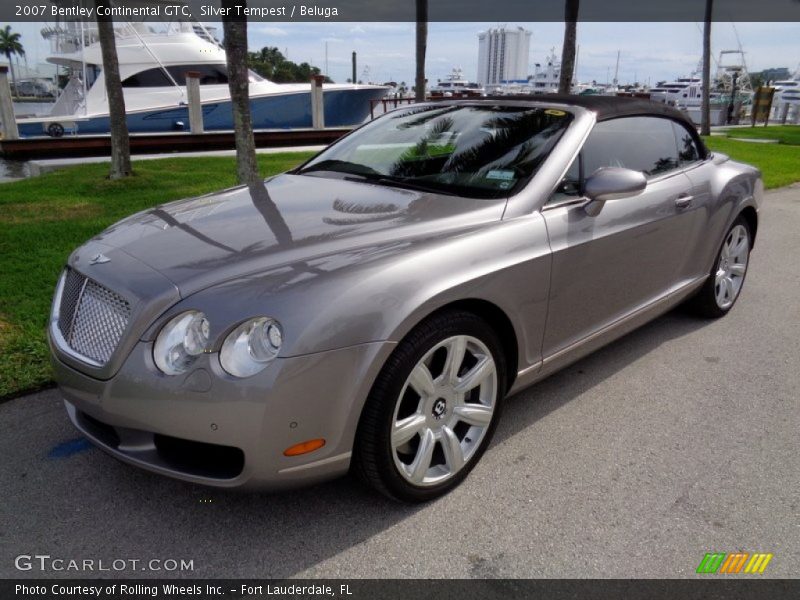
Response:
352,51,357,85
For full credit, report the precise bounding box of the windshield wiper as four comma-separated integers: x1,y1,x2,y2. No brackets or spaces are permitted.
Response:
296,159,381,177
343,174,458,197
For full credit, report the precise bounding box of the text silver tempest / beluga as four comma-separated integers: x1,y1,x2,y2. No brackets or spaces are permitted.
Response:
49,96,762,502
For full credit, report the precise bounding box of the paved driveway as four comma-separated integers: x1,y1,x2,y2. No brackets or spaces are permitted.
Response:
2,187,798,579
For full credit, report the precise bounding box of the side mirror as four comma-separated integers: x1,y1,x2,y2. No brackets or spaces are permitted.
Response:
583,167,647,217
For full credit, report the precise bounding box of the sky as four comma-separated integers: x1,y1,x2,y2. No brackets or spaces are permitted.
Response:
4,20,800,86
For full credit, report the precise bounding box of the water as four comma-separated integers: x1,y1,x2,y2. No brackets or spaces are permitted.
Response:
0,101,54,181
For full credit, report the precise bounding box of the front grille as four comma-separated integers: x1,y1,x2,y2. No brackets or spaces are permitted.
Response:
57,268,131,365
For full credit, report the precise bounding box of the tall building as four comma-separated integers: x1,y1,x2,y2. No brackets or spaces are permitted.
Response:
477,26,531,89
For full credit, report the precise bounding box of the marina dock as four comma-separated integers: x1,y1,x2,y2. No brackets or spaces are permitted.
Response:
0,127,351,160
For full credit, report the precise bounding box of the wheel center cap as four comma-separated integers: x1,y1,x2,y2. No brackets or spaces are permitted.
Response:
432,398,447,420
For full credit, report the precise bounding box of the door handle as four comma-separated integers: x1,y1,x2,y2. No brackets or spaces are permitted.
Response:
675,194,694,209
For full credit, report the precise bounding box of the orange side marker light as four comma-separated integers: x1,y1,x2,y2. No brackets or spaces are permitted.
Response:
283,439,326,456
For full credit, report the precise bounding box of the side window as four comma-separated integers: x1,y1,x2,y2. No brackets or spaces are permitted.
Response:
582,116,680,179
672,121,702,166
165,64,229,86
122,67,171,88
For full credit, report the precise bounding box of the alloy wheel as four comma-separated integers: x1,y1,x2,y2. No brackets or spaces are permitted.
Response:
714,224,749,310
390,335,498,487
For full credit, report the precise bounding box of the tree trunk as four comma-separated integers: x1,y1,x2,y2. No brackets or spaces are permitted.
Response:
415,0,428,103
5,53,17,98
222,1,259,185
558,0,579,94
701,0,714,136
95,1,131,179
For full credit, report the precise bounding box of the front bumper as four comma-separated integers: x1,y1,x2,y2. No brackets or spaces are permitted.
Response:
51,336,395,490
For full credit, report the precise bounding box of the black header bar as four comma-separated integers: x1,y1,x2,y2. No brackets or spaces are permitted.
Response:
2,0,800,23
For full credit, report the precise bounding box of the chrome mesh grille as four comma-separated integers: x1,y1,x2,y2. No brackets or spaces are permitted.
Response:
56,268,131,365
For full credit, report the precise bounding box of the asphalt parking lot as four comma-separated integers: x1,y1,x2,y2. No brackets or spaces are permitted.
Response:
1,187,798,579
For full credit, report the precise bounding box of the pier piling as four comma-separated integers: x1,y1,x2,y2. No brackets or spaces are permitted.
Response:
780,103,790,125
186,71,204,134
311,75,325,130
0,66,20,141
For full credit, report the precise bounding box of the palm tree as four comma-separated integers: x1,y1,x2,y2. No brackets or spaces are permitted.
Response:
222,0,259,185
415,0,428,103
558,0,579,94
95,2,131,178
0,26,25,98
700,0,714,136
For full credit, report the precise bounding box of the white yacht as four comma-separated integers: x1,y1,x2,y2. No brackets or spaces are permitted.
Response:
648,77,708,106
429,67,485,98
773,67,800,104
527,49,562,94
17,21,388,137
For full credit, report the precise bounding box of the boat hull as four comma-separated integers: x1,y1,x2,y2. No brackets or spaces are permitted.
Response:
17,87,387,137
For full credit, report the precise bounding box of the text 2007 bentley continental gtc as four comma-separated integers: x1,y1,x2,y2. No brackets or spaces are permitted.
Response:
50,97,762,501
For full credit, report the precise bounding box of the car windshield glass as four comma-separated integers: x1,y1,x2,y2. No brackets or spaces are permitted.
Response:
297,104,574,199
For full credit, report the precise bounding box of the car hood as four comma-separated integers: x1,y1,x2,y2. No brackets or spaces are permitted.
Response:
89,174,507,296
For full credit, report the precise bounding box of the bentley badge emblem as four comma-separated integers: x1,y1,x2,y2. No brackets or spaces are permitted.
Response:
89,253,111,265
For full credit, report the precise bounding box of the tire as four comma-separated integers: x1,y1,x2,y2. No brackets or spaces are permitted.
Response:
353,310,507,502
687,216,752,318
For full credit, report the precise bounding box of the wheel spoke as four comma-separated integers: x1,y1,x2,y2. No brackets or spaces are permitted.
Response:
392,414,426,447
409,428,436,483
453,403,494,427
442,337,467,384
454,356,495,393
441,426,464,472
408,363,436,398
729,263,746,277
723,276,734,301
732,235,748,259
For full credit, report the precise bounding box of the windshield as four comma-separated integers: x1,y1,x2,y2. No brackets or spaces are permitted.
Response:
297,104,574,199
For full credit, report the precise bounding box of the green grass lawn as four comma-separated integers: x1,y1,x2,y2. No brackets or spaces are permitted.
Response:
704,136,800,189
717,125,800,146
1,138,800,400
0,152,314,399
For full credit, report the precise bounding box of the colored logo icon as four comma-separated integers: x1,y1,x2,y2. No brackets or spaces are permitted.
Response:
696,552,773,574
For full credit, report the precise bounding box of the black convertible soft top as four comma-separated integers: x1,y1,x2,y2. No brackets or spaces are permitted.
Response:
445,94,693,124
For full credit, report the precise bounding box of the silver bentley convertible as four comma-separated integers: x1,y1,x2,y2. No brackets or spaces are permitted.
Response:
49,97,762,501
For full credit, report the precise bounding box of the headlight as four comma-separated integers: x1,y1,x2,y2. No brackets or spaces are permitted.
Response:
220,317,283,378
154,311,210,375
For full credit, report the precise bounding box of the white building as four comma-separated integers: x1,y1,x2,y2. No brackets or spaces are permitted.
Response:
477,26,531,90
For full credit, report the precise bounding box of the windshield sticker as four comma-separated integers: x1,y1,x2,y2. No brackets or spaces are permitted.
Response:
545,109,567,117
486,170,516,181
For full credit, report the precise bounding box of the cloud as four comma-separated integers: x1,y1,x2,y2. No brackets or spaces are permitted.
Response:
255,26,289,37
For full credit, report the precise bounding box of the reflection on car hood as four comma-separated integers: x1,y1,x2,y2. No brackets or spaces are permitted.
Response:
91,174,507,295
